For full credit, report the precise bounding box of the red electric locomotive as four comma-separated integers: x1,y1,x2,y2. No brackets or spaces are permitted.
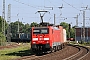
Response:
31,25,67,54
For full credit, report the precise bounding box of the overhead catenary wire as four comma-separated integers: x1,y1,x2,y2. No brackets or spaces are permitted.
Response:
13,0,63,17
62,0,80,11
45,0,63,20
62,0,85,17
8,0,89,25
48,0,56,7
13,0,40,9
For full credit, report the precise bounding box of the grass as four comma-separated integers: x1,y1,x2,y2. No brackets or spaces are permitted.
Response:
69,41,90,48
79,42,90,47
0,43,34,60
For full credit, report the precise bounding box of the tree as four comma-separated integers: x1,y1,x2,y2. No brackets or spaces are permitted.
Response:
11,22,18,34
30,22,38,27
11,21,32,37
0,16,2,32
60,22,75,38
24,23,30,33
0,16,8,33
70,28,75,38
0,32,6,46
11,21,26,36
60,22,69,29
60,22,69,38
0,16,7,46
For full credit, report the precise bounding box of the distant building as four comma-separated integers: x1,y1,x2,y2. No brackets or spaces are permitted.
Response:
75,27,90,42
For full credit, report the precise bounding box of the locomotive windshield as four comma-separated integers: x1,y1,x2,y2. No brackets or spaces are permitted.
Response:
33,28,49,34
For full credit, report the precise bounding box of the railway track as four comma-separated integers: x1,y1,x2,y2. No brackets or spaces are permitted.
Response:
0,43,20,50
14,55,39,60
13,44,89,60
63,45,89,60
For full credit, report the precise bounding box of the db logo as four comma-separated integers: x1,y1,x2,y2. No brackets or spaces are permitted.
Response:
39,38,42,40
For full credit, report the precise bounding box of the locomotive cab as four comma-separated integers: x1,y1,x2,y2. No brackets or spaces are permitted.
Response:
31,27,50,53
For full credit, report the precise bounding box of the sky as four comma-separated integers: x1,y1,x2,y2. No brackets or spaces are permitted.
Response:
0,0,90,27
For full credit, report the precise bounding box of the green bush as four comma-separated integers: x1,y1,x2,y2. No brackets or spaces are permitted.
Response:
0,32,6,46
87,42,90,44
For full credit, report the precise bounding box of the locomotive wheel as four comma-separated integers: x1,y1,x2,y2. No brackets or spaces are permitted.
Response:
50,48,54,53
36,53,40,56
54,46,56,52
61,44,63,49
36,52,42,55
60,45,62,50
57,46,60,51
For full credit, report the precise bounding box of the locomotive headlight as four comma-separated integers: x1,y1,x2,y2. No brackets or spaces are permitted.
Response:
33,38,38,41
44,38,49,40
33,42,36,44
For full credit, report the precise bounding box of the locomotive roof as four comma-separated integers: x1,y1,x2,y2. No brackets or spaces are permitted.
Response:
51,27,60,30
33,26,60,30
33,27,48,28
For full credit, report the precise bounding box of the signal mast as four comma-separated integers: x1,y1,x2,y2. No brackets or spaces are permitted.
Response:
2,0,5,36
